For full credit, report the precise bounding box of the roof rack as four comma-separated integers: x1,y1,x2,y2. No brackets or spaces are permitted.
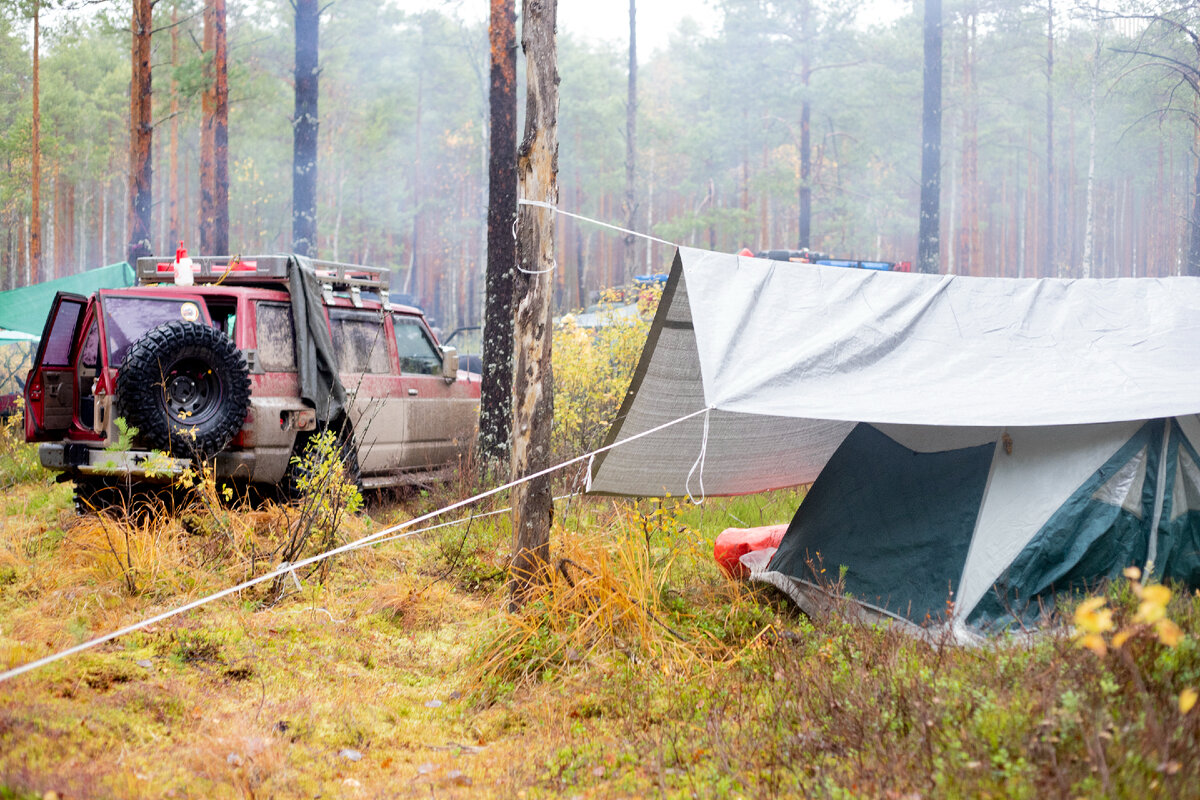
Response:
136,255,394,307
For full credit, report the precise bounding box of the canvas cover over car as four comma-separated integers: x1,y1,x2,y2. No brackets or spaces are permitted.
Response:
287,256,347,424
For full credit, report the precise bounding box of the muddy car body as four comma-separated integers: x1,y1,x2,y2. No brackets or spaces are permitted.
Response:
23,255,479,502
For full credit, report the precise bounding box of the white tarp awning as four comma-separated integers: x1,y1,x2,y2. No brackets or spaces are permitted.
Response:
587,247,1200,497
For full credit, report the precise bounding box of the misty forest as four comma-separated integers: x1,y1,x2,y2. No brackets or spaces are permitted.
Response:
1,0,1199,332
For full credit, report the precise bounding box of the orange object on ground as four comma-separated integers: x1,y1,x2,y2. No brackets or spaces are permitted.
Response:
714,524,788,579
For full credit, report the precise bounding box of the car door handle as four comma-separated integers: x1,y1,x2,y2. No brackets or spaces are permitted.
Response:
408,388,418,396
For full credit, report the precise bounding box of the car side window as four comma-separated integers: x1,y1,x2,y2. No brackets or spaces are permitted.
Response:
255,302,296,372
80,318,100,369
393,316,443,376
329,309,391,375
41,300,84,367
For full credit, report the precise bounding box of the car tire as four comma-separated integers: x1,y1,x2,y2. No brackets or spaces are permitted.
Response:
116,321,251,458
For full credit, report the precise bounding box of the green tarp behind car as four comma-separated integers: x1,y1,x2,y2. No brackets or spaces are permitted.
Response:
0,262,135,336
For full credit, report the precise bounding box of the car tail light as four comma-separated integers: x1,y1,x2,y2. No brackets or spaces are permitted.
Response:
28,373,43,402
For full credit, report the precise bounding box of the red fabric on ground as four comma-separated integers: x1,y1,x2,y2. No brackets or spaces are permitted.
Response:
714,524,788,579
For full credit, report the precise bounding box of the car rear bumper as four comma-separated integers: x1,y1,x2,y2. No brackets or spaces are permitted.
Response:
38,443,290,484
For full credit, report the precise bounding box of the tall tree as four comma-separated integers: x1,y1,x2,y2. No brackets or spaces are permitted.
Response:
1108,5,1200,274
622,0,637,279
798,0,812,249
480,0,517,466
917,0,943,274
29,1,41,281
1043,0,1055,277
1081,2,1101,279
199,0,228,255
292,0,320,256
168,2,180,247
128,0,153,265
509,0,558,608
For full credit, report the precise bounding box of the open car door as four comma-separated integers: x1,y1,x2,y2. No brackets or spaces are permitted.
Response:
24,292,87,442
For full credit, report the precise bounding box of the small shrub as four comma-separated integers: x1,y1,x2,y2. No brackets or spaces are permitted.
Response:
551,288,659,462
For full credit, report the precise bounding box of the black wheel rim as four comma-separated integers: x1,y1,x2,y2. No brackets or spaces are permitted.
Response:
162,356,223,425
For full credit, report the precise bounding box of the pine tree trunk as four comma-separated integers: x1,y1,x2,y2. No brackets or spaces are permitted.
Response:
1044,0,1055,277
1081,18,1099,278
798,0,812,250
200,0,229,255
405,67,423,296
169,6,180,246
293,0,320,256
916,0,942,274
30,3,41,283
1187,153,1200,276
480,0,518,465
509,0,558,610
622,0,637,281
128,0,153,265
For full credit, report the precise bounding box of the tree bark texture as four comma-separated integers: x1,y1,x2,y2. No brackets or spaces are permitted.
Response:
169,6,180,246
480,0,518,465
798,0,812,250
293,0,320,257
623,0,637,280
1081,14,1100,278
956,11,980,276
1188,154,1200,276
30,3,41,282
916,0,942,274
509,0,558,609
200,0,229,255
1044,0,1055,277
128,0,153,265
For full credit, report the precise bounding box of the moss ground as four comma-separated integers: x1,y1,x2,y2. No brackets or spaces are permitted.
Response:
2,449,1199,798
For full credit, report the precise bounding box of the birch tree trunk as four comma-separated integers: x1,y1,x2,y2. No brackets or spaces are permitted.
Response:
128,0,153,265
480,0,518,465
509,0,558,609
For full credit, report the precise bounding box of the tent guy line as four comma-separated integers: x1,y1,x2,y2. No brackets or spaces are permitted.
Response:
516,198,677,248
0,406,710,685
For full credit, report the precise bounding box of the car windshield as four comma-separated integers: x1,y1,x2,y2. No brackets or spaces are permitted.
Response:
103,296,207,366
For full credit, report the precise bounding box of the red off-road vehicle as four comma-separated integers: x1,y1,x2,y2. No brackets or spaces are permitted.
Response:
23,254,480,509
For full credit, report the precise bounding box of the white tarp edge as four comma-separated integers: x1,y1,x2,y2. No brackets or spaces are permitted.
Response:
684,247,1200,426
589,247,1200,497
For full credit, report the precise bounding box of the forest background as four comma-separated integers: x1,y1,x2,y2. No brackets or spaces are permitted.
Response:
0,0,1197,331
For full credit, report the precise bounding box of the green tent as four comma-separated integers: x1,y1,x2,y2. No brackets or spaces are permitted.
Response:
0,262,135,336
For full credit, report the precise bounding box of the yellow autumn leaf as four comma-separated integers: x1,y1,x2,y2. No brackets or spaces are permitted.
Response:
1135,584,1171,624
1074,597,1114,634
1143,584,1172,607
1112,630,1132,649
1155,618,1183,647
1180,688,1198,714
1078,633,1108,656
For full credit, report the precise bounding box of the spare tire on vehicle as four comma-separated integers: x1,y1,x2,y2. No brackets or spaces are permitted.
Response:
116,320,251,458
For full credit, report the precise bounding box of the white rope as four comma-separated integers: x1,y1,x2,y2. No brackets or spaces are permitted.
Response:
513,199,557,275
517,199,676,248
685,407,713,505
0,408,709,684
